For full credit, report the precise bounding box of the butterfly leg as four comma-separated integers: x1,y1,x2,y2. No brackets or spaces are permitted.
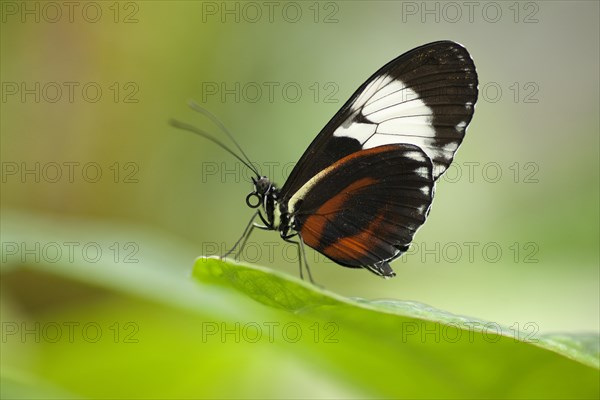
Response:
282,235,305,280
281,232,315,284
297,234,315,284
222,210,269,261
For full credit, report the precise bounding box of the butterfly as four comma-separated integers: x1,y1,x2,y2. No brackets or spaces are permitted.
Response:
171,40,478,281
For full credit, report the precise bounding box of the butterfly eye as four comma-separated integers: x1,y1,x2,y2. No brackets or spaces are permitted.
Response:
246,192,261,208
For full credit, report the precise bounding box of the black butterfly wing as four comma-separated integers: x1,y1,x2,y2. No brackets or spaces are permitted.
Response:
287,144,434,277
280,40,478,203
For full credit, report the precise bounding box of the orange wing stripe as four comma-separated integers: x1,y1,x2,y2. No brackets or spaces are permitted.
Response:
322,214,386,264
300,176,377,249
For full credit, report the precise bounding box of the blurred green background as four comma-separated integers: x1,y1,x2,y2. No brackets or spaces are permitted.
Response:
1,1,598,398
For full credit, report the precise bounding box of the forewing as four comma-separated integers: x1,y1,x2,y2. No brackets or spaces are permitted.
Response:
281,41,477,201
288,144,434,277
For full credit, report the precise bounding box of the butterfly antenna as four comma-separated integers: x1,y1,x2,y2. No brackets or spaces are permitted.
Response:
187,100,259,176
169,118,261,178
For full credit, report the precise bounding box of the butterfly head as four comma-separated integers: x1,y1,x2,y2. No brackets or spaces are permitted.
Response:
246,176,275,209
254,176,273,195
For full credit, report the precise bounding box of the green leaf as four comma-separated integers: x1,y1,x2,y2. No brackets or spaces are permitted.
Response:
194,257,600,399
2,209,598,399
0,369,78,400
